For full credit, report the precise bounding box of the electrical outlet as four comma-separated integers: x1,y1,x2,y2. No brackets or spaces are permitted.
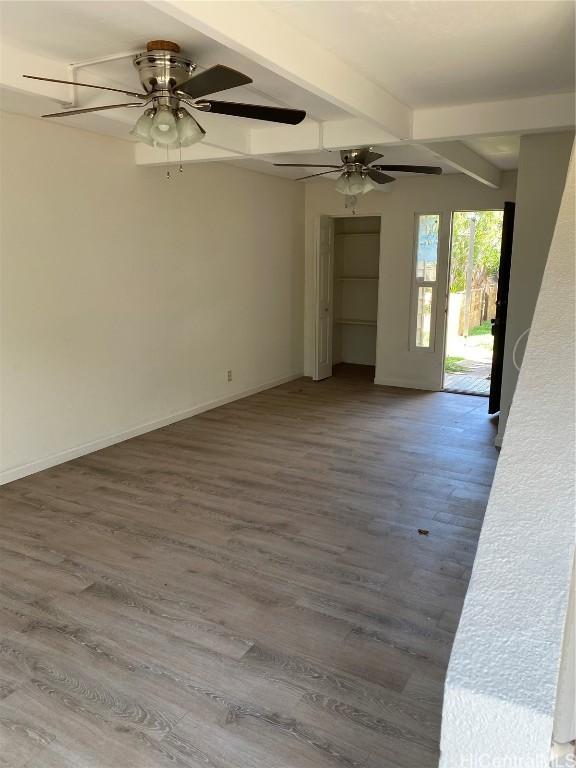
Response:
227,369,233,383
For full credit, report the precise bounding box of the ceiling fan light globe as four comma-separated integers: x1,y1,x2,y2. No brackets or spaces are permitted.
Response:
129,108,155,146
150,106,179,146
347,171,365,196
361,175,378,194
177,109,204,147
335,173,351,195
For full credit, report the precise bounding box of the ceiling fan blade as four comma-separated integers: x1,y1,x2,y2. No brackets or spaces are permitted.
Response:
273,163,342,168
23,75,146,99
372,164,442,175
295,169,341,181
42,103,143,118
367,169,396,185
358,149,384,166
197,100,306,125
176,65,252,99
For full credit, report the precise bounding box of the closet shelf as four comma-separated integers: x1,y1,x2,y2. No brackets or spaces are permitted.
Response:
335,319,377,327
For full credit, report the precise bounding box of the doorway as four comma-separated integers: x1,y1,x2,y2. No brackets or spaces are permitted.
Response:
314,215,381,380
443,210,505,396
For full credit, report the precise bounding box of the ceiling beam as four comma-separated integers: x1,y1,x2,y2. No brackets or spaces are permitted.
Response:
420,141,501,188
413,92,575,141
183,112,251,155
250,121,321,155
322,118,399,150
135,142,243,166
249,117,402,159
149,0,413,140
0,41,71,103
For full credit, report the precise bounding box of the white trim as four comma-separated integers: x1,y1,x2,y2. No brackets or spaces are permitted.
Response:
0,373,303,486
440,207,506,393
409,212,442,353
312,212,384,380
374,376,439,391
313,215,335,381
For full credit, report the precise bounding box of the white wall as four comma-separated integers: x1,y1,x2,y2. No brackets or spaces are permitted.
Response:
440,148,574,768
0,112,305,483
497,131,574,443
304,171,517,388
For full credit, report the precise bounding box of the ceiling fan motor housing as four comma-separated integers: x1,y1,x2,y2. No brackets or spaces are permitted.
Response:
341,148,368,164
341,148,374,177
133,41,196,94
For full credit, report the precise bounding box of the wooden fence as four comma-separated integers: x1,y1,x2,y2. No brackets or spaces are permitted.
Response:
448,285,497,337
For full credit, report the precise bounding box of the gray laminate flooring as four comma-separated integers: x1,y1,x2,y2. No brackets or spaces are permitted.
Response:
0,365,498,767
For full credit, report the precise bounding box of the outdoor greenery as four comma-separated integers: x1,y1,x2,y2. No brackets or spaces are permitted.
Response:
469,320,492,336
449,210,504,292
445,355,467,373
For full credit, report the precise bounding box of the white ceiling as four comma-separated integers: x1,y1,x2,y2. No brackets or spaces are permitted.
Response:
269,1,575,108
0,1,193,61
463,135,521,171
0,0,573,182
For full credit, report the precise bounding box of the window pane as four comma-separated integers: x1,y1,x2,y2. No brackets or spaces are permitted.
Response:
415,286,433,348
416,214,439,282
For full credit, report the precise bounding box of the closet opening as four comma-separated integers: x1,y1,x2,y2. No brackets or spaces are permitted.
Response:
314,215,381,381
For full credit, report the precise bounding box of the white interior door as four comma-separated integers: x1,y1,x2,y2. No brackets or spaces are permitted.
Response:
314,216,335,380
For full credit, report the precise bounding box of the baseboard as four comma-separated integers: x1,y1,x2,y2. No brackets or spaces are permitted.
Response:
495,410,508,448
0,372,303,486
373,376,439,392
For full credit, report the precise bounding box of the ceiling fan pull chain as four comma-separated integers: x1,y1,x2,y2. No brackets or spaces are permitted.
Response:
179,143,183,173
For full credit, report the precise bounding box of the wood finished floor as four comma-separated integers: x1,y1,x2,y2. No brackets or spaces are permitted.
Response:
0,365,498,768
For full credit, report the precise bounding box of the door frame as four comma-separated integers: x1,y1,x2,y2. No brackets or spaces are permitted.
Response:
440,207,507,392
488,202,515,413
312,212,385,381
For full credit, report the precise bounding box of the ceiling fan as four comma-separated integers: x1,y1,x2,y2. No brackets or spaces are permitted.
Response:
274,147,442,209
23,40,306,149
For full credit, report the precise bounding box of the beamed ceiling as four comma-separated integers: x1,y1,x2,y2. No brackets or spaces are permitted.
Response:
0,1,574,186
